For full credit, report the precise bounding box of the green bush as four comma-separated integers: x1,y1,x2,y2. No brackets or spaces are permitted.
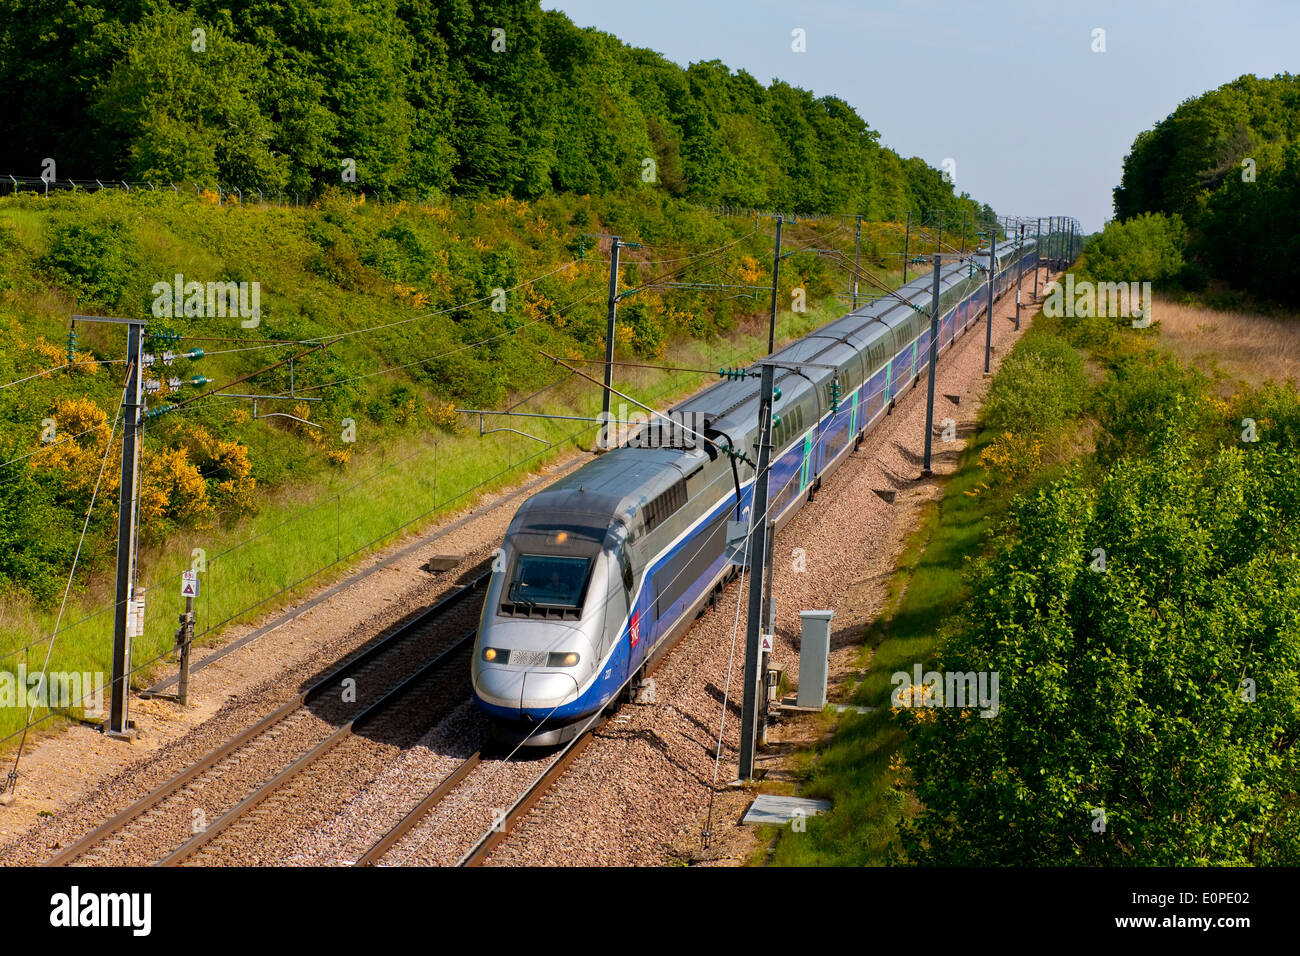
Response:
982,332,1088,437
0,457,77,603
1080,212,1186,287
901,440,1300,865
42,219,137,310
1092,351,1217,466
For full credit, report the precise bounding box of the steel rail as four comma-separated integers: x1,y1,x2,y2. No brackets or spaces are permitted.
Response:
458,731,597,867
354,752,484,866
45,573,488,866
159,629,477,866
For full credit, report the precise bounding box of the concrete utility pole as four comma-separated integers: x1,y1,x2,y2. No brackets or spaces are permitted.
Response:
985,226,996,375
851,215,862,309
1014,224,1025,330
768,216,783,355
738,363,775,782
602,236,622,424
104,317,145,738
760,530,775,745
922,254,942,476
1034,217,1042,299
902,211,911,284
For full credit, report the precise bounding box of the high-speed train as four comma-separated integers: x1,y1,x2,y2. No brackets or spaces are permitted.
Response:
472,238,1038,744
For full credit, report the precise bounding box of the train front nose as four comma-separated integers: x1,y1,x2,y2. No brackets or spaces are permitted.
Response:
472,620,596,722
520,671,581,713
473,664,584,724
473,664,528,718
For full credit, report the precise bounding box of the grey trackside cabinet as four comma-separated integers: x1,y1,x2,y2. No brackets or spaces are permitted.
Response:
797,610,834,708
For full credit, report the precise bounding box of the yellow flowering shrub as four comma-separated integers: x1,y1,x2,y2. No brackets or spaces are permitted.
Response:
979,432,1044,485
737,255,765,284
522,286,553,321
186,427,256,514
34,397,115,497
140,445,211,527
427,400,461,433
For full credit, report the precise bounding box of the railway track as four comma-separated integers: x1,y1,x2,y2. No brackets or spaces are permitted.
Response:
355,614,689,868
45,569,490,867
350,740,578,868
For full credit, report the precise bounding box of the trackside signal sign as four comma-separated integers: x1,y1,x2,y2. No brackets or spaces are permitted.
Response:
180,570,200,599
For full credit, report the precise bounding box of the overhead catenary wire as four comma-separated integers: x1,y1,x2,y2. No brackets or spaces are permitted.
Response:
551,357,734,377
0,422,115,472
156,338,337,414
298,259,586,346
292,287,603,395
0,364,73,390
0,355,130,392
619,226,759,266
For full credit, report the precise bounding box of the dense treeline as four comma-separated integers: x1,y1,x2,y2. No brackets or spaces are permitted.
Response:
0,0,989,224
1112,73,1300,306
902,318,1300,864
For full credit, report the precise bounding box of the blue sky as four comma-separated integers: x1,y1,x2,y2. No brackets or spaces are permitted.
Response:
543,0,1299,234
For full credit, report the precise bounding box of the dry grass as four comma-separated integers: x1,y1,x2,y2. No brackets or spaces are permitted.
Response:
1154,295,1300,387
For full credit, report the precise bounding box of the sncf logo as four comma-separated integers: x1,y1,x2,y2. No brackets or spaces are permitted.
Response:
629,611,641,648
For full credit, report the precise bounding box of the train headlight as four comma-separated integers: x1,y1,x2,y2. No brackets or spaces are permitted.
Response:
483,647,510,663
547,651,581,667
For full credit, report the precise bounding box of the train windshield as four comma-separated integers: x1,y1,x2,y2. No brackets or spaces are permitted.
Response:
507,554,592,608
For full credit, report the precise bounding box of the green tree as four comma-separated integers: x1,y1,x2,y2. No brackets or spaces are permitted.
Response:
901,440,1300,865
1080,212,1186,286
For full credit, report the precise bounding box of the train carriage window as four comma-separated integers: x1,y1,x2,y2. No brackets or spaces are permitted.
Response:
618,547,634,593
644,479,688,534
653,511,728,618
